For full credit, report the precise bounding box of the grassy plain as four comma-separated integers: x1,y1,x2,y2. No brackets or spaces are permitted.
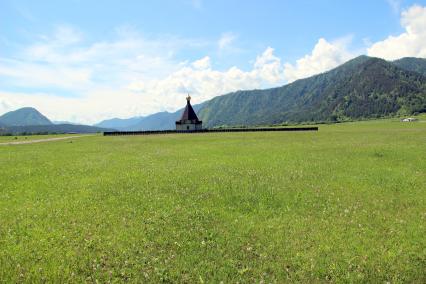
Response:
0,118,425,282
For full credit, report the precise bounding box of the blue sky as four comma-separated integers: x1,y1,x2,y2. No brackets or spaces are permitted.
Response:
1,0,426,123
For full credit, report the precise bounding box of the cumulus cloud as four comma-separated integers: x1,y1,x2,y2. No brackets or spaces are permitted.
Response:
254,47,284,83
126,47,285,113
2,4,425,124
0,97,14,115
283,4,426,82
368,5,426,60
0,25,286,123
0,46,285,124
0,90,141,124
192,56,211,69
283,37,355,82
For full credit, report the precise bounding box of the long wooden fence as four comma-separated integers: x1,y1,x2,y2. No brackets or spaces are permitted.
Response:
104,127,318,136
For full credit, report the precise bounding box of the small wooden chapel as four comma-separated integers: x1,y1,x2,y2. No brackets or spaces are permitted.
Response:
175,95,202,131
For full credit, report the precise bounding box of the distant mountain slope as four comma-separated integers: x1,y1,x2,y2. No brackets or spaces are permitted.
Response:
197,56,426,127
0,107,53,126
95,116,144,130
94,56,426,130
392,57,426,76
129,111,177,130
0,124,114,135
0,107,115,134
97,104,204,131
134,104,206,130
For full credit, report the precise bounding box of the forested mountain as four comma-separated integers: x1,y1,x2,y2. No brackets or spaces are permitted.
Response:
197,56,426,127
95,56,426,130
0,107,52,126
6,56,424,132
392,57,426,76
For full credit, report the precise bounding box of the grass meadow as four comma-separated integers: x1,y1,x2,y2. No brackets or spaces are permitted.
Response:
0,118,425,282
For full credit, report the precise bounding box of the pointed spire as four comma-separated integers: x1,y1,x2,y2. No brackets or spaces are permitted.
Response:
177,94,200,122
176,95,202,130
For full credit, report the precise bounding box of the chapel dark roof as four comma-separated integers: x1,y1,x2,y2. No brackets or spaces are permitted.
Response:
177,96,201,122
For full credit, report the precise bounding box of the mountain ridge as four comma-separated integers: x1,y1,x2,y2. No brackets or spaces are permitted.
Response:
96,104,205,130
0,107,53,126
197,55,426,127
95,55,426,130
392,57,426,76
3,55,425,131
94,116,145,130
0,108,115,134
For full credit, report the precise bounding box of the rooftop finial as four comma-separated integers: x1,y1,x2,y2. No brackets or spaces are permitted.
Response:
186,94,191,102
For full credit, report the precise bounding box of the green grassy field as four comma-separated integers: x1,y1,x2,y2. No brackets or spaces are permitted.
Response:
0,118,425,283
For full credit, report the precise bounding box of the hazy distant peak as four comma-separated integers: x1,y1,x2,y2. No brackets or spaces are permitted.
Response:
0,107,53,126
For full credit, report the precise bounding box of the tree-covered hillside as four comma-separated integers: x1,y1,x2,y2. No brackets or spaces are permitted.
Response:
198,56,426,127
393,57,426,76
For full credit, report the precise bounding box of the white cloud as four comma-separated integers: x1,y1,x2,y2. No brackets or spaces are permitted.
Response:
2,4,425,124
125,47,286,115
0,47,285,124
0,25,286,124
0,89,163,125
0,97,14,115
218,32,237,50
368,5,426,60
283,4,426,82
51,25,83,45
253,47,285,83
283,37,355,82
192,56,211,69
0,26,362,124
0,58,92,89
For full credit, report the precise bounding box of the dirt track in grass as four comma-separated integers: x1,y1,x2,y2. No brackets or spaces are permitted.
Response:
0,135,94,145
